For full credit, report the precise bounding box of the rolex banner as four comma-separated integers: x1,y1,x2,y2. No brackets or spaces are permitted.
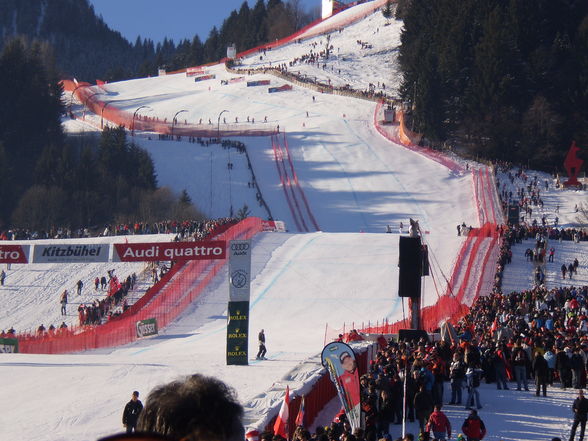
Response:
226,301,249,365
227,240,252,365
321,342,361,431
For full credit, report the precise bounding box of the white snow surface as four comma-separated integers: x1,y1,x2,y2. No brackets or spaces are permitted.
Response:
2,3,584,441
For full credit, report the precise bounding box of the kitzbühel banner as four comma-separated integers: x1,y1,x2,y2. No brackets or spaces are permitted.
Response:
0,245,30,264
32,244,109,263
321,342,361,431
113,241,226,262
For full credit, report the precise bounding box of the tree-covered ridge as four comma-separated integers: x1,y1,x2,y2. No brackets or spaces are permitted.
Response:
0,38,199,231
0,0,315,82
397,0,588,169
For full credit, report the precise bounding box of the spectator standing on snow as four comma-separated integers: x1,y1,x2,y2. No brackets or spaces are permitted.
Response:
76,279,83,296
414,383,434,435
94,277,99,290
461,409,486,441
570,389,588,441
60,290,68,315
512,345,530,391
426,404,451,441
465,365,483,410
533,352,549,397
122,391,143,433
449,352,466,405
0,269,5,286
256,329,267,360
100,276,107,290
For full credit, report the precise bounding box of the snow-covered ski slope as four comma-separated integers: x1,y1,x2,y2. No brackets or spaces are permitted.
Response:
1,2,498,440
241,2,402,93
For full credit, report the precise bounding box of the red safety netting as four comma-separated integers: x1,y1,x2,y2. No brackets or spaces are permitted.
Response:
271,133,320,233
373,101,465,173
340,165,504,336
63,79,276,138
17,217,264,354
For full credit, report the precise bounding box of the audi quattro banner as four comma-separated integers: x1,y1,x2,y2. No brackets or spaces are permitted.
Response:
32,244,109,263
0,245,30,264
113,241,226,262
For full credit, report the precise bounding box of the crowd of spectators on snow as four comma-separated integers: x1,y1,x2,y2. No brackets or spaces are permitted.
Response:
0,217,238,242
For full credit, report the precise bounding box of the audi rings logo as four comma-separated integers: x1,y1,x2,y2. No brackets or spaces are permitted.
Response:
231,270,248,289
231,243,250,251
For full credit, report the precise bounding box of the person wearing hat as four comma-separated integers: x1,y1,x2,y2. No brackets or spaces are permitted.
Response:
122,390,143,433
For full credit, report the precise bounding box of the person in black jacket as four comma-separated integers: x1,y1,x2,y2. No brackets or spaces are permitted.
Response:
256,329,267,360
557,348,572,389
122,391,143,433
414,383,434,435
532,352,549,397
570,389,588,441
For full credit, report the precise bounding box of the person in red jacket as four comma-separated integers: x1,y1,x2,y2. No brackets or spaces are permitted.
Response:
426,404,451,440
461,409,486,441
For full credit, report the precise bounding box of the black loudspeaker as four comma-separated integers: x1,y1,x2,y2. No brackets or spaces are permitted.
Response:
398,236,422,297
421,245,429,276
398,329,429,343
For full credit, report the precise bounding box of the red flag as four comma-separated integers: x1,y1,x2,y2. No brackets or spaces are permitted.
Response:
491,318,498,334
295,395,305,428
274,385,290,439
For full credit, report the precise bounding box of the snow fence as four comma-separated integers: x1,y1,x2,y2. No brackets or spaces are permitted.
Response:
17,217,264,354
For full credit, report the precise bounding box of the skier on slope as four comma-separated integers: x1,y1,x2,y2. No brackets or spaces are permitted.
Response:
256,329,267,360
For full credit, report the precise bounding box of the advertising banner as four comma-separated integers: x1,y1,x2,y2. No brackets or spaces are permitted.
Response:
268,84,293,93
0,337,19,353
136,318,158,338
321,342,361,430
247,80,271,87
0,245,30,264
186,67,205,77
226,301,249,365
194,74,216,82
261,220,287,233
113,241,226,262
32,244,109,263
228,240,252,302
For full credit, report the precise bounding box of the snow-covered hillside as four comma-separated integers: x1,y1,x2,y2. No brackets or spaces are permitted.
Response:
2,1,586,441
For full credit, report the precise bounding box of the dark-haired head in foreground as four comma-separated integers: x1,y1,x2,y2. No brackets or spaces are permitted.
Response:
137,374,244,441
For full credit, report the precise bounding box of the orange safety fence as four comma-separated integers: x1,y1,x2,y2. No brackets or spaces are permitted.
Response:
17,217,264,354
334,165,504,337
373,101,465,173
62,79,277,138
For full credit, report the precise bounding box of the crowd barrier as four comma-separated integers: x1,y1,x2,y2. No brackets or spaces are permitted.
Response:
17,217,264,354
373,101,464,173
